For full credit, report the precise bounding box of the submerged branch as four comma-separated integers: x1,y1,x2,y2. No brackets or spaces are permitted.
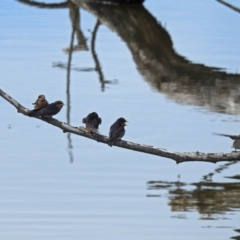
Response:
1,88,240,164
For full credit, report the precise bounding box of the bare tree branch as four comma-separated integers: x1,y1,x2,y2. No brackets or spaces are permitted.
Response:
217,0,240,13
16,0,69,9
1,88,240,163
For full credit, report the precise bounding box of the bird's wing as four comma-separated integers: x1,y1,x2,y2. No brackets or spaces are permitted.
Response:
29,106,56,116
92,118,101,128
109,128,114,140
109,126,124,141
28,106,45,114
212,132,240,140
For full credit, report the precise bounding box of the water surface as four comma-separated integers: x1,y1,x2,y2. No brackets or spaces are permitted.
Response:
1,0,240,239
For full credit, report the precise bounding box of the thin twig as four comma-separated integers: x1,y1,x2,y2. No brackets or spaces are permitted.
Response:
1,88,240,163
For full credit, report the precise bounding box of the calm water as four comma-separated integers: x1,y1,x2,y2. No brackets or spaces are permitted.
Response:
1,0,240,239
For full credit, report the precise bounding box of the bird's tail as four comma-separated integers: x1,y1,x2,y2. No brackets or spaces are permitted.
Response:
27,107,43,116
28,110,37,116
212,132,231,137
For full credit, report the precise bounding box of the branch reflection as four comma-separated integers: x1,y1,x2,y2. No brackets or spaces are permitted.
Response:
65,2,79,164
155,180,240,215
147,161,240,238
90,20,118,91
74,1,240,115
64,2,88,52
17,0,240,114
91,20,105,92
16,0,81,163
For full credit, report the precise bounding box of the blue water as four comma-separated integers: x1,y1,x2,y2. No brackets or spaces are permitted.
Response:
1,0,240,239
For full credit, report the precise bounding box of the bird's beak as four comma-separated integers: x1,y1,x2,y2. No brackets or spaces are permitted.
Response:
124,122,128,126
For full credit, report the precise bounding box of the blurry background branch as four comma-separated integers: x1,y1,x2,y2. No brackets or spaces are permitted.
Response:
1,88,240,164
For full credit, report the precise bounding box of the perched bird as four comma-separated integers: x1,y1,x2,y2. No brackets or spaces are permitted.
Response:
82,112,102,133
28,101,64,118
213,133,240,151
32,94,49,109
108,117,127,147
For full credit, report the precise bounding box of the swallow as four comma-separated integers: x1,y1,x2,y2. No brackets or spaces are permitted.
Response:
108,117,127,147
213,133,240,151
28,100,64,118
32,95,49,109
82,112,102,133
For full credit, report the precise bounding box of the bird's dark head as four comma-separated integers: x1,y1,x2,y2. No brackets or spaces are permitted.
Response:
38,94,45,99
89,112,98,118
55,101,64,109
117,117,127,126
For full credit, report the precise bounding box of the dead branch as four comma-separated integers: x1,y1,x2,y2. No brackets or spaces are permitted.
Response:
217,0,240,13
16,0,69,9
1,88,240,164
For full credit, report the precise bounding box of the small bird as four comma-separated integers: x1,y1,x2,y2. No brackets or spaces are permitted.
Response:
108,117,127,147
32,95,49,109
82,112,102,133
213,133,240,151
28,101,64,118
